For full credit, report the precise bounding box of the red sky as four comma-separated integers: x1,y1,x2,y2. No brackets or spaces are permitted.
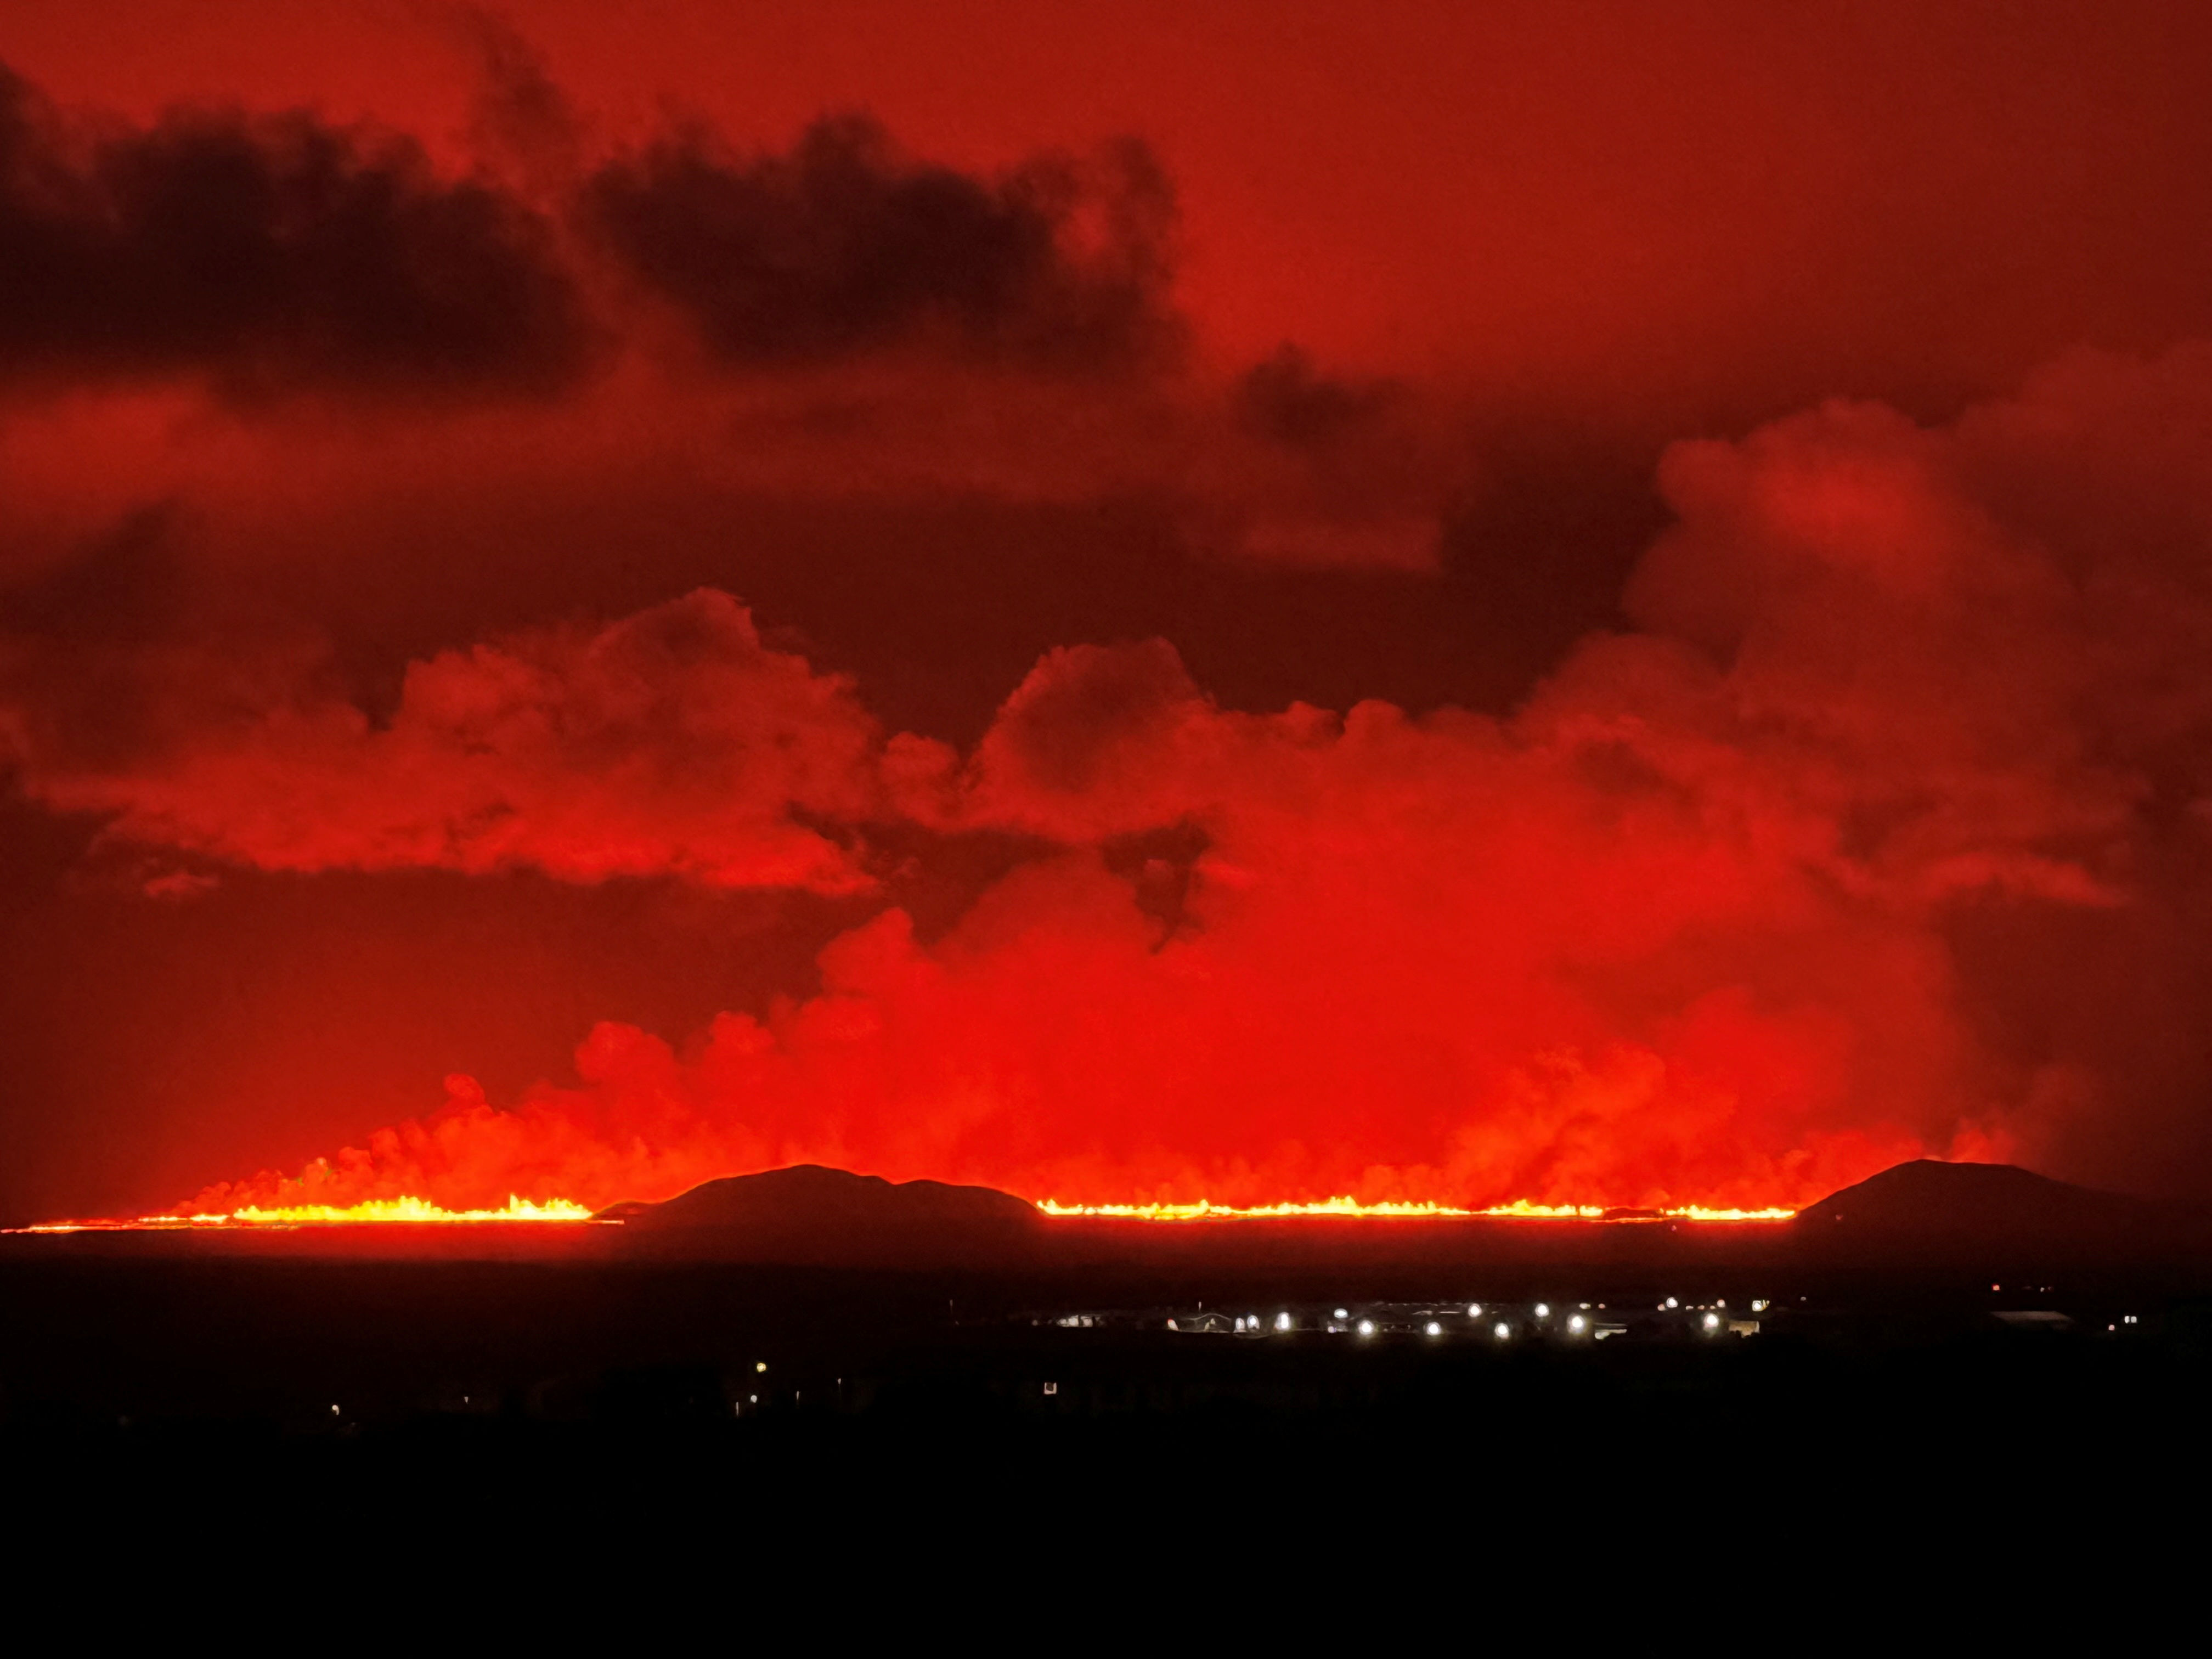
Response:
15,1,2212,400
7,2,2212,1220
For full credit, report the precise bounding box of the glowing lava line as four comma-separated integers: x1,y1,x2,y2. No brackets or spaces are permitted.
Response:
9,1193,1797,1233
9,1195,596,1232
1655,1206,1798,1222
1035,1198,1796,1222
222,1196,597,1224
1040,1197,1478,1220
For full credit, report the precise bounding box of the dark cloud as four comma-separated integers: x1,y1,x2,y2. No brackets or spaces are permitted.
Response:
0,62,588,396
0,52,1187,396
580,113,1179,371
453,7,586,188
1233,345,1396,449
148,348,2212,1216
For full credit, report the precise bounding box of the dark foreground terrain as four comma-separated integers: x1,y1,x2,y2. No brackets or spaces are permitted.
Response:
5,1244,2209,1571
6,1163,2208,1577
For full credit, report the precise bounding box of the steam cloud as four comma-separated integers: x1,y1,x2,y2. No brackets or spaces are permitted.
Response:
10,37,2212,1219
127,347,2212,1213
9,591,885,892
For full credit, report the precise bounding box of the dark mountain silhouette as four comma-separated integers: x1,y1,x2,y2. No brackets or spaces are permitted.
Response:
1792,1159,2204,1268
599,1164,1043,1264
607,1164,1039,1228
1797,1160,2140,1231
594,1157,2208,1274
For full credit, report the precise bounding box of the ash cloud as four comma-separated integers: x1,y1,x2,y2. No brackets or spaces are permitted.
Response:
22,19,2212,1221
1202,345,1463,571
0,63,588,397
167,349,2212,1215
580,114,1179,372
1233,345,1397,449
0,53,1449,596
0,54,1181,393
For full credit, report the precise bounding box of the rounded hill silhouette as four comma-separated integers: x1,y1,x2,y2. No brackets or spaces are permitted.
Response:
597,1165,1043,1263
1791,1159,2202,1270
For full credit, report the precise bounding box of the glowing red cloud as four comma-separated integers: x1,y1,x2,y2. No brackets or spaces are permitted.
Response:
15,590,885,892
73,348,2212,1215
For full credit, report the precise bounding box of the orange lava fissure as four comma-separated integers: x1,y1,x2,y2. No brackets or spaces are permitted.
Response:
10,1194,1797,1231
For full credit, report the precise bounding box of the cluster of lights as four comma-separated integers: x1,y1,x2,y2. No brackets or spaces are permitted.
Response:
1156,1293,1768,1344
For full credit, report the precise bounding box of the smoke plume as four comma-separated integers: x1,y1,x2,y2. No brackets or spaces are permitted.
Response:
153,348,2212,1212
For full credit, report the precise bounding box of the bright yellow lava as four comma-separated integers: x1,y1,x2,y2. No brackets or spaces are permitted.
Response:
225,1196,596,1224
11,1193,1796,1233
10,1195,596,1232
1035,1197,1795,1222
1666,1206,1797,1222
1040,1197,1481,1220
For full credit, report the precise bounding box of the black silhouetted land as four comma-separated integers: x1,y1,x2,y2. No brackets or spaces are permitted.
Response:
597,1164,1045,1263
601,1163,1041,1228
589,1156,2209,1279
4,1157,2209,1552
1790,1158,2207,1272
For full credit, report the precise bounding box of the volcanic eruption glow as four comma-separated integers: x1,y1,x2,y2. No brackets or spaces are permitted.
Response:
1036,1198,1796,1221
9,37,2212,1223
16,1189,1802,1230
109,358,2179,1226
13,1196,597,1232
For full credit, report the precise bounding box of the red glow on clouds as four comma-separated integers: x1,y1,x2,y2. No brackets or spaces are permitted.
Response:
109,350,2212,1218
10,14,2212,1221
26,592,887,893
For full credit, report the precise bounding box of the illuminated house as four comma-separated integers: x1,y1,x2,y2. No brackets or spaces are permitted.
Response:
1166,1310,1235,1334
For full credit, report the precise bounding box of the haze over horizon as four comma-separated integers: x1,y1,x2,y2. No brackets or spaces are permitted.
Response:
10,3,2212,1223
